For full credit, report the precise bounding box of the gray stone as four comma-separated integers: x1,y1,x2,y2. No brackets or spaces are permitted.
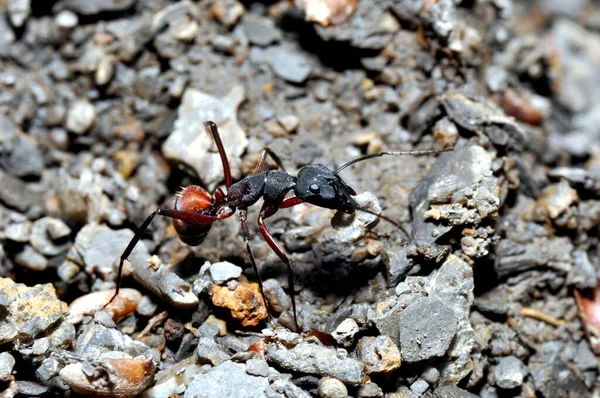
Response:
246,358,270,378
184,361,269,398
266,342,366,385
209,261,242,285
30,217,71,256
494,356,526,389
399,297,458,363
318,377,348,398
63,0,136,15
7,0,30,28
0,352,15,381
410,379,429,395
196,337,231,366
0,136,44,177
55,10,78,29
566,250,597,289
66,100,96,134
243,15,281,46
15,245,48,271
162,86,247,189
271,48,312,84
3,221,31,242
433,385,478,398
331,192,381,243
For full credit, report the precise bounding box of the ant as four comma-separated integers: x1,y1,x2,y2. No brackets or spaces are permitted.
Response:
110,121,452,331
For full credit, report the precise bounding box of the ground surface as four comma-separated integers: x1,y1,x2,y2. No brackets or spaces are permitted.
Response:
0,0,599,397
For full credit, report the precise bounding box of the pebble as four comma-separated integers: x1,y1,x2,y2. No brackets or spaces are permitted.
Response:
494,356,526,389
62,0,136,15
0,352,15,381
15,245,48,271
7,0,30,28
184,361,269,398
30,217,71,256
196,337,231,366
357,336,401,374
162,85,248,188
209,261,242,285
263,278,291,313
318,377,348,398
246,358,270,378
410,379,429,394
266,342,366,385
331,318,359,347
331,191,381,243
357,382,383,398
399,297,459,363
1,136,44,177
211,282,268,327
211,0,245,27
242,15,282,46
0,278,67,344
136,295,158,317
55,10,78,29
65,100,96,134
3,221,32,242
271,47,313,84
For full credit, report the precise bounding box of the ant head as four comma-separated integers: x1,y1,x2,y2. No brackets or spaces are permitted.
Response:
294,164,358,214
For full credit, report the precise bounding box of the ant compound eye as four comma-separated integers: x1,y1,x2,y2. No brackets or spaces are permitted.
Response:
309,184,320,194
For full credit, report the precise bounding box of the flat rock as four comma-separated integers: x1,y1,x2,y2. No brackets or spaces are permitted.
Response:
399,297,458,363
266,342,366,385
184,361,269,398
63,0,137,15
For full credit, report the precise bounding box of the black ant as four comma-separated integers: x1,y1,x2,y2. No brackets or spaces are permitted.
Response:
110,121,451,331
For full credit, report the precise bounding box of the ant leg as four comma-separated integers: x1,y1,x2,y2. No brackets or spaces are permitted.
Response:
204,121,233,190
106,208,224,308
257,203,300,332
254,147,286,174
280,196,303,209
238,209,275,328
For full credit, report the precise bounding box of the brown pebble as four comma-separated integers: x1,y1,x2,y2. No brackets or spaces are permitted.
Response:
59,357,154,398
211,282,268,327
68,289,142,324
500,88,544,126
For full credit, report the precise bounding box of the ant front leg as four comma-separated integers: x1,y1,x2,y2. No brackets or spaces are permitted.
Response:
257,202,300,332
204,121,233,190
106,208,224,307
238,209,275,328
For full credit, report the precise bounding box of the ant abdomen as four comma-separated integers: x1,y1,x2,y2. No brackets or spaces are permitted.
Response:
173,185,214,246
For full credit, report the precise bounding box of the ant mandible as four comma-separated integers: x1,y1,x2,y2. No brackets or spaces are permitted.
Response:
110,121,452,331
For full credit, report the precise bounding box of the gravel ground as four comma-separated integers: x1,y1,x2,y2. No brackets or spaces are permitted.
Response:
1,0,600,397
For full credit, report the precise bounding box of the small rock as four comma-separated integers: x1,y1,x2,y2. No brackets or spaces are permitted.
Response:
246,358,270,378
184,361,269,398
196,337,231,366
66,101,96,134
162,86,248,188
263,278,291,313
271,47,313,84
55,10,78,29
318,377,348,398
399,297,459,363
0,352,15,381
30,217,71,256
410,379,429,394
331,192,381,243
357,336,401,374
266,342,366,385
209,261,242,285
211,282,268,327
433,385,478,398
7,0,31,28
494,356,526,389
1,136,44,177
0,321,18,345
243,15,281,46
211,0,245,27
331,318,359,347
68,289,142,324
136,295,158,317
3,221,32,242
63,0,136,15
357,382,383,398
15,245,48,271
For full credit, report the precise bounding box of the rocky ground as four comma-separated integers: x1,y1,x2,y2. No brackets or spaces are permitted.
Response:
1,0,600,397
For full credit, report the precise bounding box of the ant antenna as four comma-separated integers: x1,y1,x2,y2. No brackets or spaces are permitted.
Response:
335,148,454,174
355,206,410,239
